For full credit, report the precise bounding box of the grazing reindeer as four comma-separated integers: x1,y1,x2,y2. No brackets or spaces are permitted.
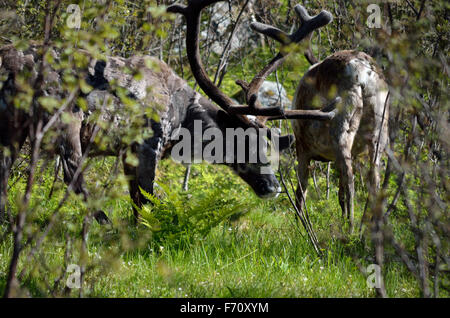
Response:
292,50,389,232
77,54,297,216
0,1,336,222
209,2,389,233
0,45,291,221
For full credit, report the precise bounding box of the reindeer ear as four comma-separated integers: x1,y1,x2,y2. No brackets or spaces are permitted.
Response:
278,134,295,151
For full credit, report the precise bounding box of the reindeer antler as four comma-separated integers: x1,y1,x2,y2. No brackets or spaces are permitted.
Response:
167,1,336,124
252,5,321,65
232,4,335,121
304,33,319,65
167,0,242,114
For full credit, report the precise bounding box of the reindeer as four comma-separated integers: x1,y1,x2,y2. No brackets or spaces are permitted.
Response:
291,43,389,232
0,1,336,223
75,54,298,220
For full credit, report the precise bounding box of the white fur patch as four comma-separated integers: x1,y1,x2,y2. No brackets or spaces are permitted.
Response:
346,58,382,97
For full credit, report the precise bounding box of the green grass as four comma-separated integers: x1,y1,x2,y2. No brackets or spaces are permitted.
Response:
0,156,426,297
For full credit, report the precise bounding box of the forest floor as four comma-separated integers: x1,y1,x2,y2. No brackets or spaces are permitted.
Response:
0,156,423,297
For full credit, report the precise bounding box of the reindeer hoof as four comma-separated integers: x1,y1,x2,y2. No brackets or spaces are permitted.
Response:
93,210,111,225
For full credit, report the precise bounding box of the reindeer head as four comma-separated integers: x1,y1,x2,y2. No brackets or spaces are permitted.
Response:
213,108,294,198
168,0,335,198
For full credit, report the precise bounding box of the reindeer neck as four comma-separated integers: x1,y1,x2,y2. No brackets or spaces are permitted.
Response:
173,84,220,134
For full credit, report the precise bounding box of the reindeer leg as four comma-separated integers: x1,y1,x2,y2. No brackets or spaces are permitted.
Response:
60,111,110,225
295,143,311,217
60,120,86,195
362,90,389,229
60,149,110,225
124,136,161,223
136,141,159,203
0,148,13,223
0,133,26,223
135,119,164,213
123,152,140,222
364,120,387,225
333,87,363,233
337,162,347,220
336,152,355,232
368,148,381,198
295,158,311,213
